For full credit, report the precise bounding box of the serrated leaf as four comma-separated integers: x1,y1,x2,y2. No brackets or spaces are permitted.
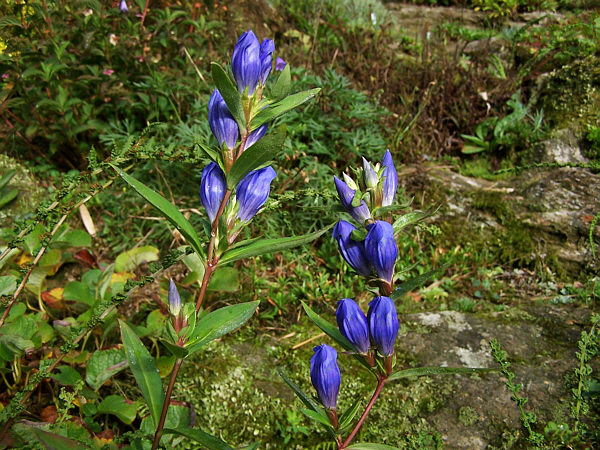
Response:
162,426,233,450
219,226,329,265
120,320,165,429
98,395,138,424
251,88,320,131
185,301,258,354
211,62,245,129
111,165,205,257
388,366,496,382
226,125,286,188
271,64,291,100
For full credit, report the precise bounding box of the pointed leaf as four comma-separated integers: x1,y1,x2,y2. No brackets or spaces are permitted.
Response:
277,368,321,412
251,88,321,131
392,208,437,232
271,64,291,100
119,320,165,428
186,301,258,354
28,427,90,450
110,165,205,256
163,427,233,450
391,267,446,300
301,302,354,352
219,226,329,265
0,189,18,208
98,395,138,424
226,125,286,188
388,366,497,382
0,169,16,191
161,340,189,359
211,62,245,129
300,408,332,427
338,398,362,432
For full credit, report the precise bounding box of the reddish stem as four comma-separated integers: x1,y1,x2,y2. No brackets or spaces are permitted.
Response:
339,375,387,449
151,358,183,450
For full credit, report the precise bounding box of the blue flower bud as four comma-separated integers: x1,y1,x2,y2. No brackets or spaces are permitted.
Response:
336,299,370,354
364,221,397,283
236,166,276,221
334,176,371,224
208,89,238,150
200,162,227,223
367,296,399,356
232,30,261,95
168,279,181,316
119,0,128,13
259,39,275,84
244,123,267,150
275,57,287,71
332,220,371,277
381,150,397,207
310,344,341,409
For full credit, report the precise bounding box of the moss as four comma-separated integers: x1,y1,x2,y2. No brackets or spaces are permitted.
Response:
458,406,479,427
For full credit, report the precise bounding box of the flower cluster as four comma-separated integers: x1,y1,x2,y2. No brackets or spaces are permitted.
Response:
311,297,399,411
333,151,399,293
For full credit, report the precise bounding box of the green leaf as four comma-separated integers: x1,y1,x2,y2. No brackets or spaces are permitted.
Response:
338,398,362,432
114,246,160,272
97,395,138,424
50,229,92,249
119,320,165,428
226,125,287,188
219,226,329,265
28,427,90,450
271,64,291,100
208,267,239,292
391,267,446,300
63,281,95,306
211,62,245,129
85,347,127,390
300,408,332,427
388,366,497,382
0,189,18,208
277,368,321,412
161,340,189,359
301,302,354,352
52,366,83,386
251,88,321,131
347,444,400,449
0,169,16,191
111,165,205,257
0,275,16,296
392,208,437,232
0,334,34,360
163,427,233,450
186,301,258,354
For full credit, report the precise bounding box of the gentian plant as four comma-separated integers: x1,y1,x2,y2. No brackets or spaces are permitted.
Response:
281,151,494,449
109,30,323,448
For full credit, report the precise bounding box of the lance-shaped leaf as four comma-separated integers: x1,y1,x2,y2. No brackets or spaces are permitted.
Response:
277,368,320,411
226,125,286,188
302,302,354,352
391,207,438,233
388,366,497,382
27,427,90,450
391,266,446,301
219,226,329,265
186,301,259,354
163,427,233,450
251,88,321,131
300,408,333,428
110,165,205,258
338,397,362,432
211,62,246,130
271,63,291,100
119,320,165,429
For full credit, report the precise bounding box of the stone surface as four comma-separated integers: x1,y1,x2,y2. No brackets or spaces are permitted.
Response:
534,128,588,165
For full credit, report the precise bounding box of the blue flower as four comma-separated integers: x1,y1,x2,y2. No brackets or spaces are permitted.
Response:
310,344,341,409
364,221,397,284
208,89,238,150
236,166,276,221
232,30,261,95
200,162,227,223
119,0,128,13
332,220,371,277
168,279,181,316
367,296,398,356
336,299,370,354
381,150,397,207
259,39,275,84
334,176,371,224
275,57,287,71
244,124,267,150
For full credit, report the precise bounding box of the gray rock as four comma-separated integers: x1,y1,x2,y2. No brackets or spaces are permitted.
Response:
535,128,588,165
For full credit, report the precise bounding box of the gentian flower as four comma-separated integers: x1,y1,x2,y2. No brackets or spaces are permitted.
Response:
336,299,370,354
259,39,275,84
208,89,238,150
334,176,371,223
168,279,181,316
200,163,227,223
332,220,371,277
364,221,397,283
362,158,379,189
381,150,397,207
236,166,276,221
275,57,287,71
244,124,267,150
310,344,341,409
367,296,399,356
232,30,261,95
119,0,128,13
